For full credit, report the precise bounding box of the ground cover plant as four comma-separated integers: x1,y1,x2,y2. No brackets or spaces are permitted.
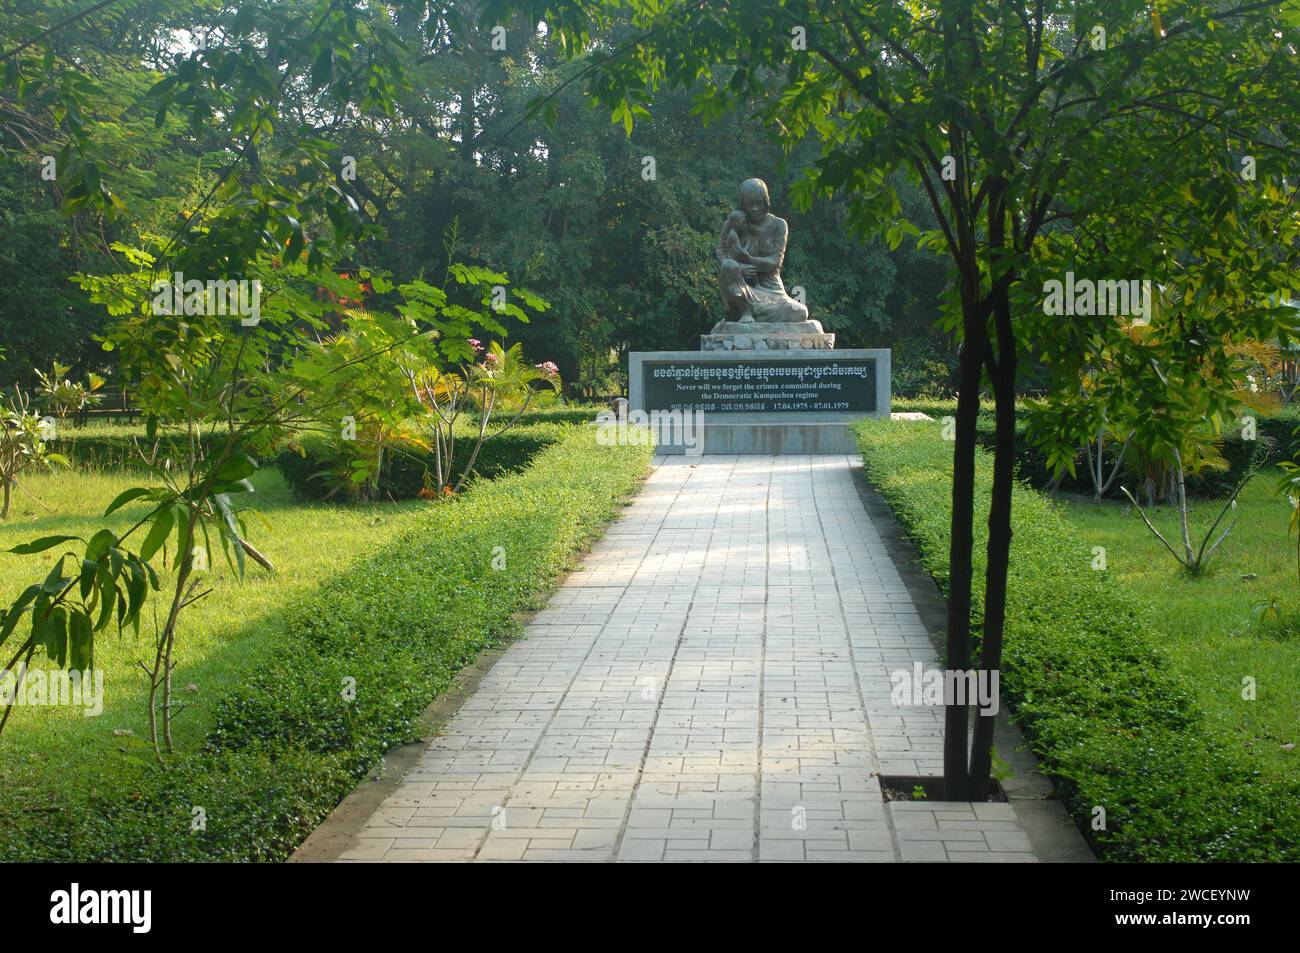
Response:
0,427,651,861
855,416,1300,861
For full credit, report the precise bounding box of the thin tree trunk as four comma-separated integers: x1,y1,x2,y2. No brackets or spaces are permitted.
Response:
968,177,1016,802
1173,448,1194,563
943,302,983,800
1093,434,1103,501
162,634,175,752
149,510,197,760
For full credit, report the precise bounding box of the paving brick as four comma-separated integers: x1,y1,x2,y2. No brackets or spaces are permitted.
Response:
329,456,1039,864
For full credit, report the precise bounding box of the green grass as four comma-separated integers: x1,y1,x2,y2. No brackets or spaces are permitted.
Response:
854,416,1300,861
1058,475,1300,781
0,426,653,860
0,464,427,815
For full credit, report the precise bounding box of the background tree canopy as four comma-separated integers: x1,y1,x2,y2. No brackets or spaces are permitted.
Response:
0,0,952,393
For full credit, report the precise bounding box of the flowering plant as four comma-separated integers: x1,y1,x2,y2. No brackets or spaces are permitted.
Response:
407,341,561,496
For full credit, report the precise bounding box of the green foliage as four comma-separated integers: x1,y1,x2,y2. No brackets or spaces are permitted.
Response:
0,426,652,860
911,399,1296,499
1277,440,1300,587
33,362,104,418
0,387,70,518
8,247,397,753
855,418,1300,861
275,420,574,502
45,426,220,471
891,339,957,399
357,22,945,378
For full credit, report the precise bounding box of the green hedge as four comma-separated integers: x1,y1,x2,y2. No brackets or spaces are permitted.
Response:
854,418,1300,861
48,428,219,470
513,404,606,426
46,404,604,481
276,420,575,501
889,398,1298,497
1,427,653,861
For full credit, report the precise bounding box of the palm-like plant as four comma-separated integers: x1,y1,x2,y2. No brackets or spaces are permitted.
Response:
408,341,560,495
0,387,70,518
34,362,104,418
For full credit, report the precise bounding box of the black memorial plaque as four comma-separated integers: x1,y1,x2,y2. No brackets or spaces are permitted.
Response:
642,358,877,414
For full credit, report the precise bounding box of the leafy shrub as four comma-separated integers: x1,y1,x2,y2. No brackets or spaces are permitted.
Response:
34,362,104,418
889,339,957,399
854,417,1300,861
275,420,575,501
1,387,70,517
895,399,1295,498
0,427,652,860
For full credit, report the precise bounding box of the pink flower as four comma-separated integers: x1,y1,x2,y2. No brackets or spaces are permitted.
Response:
535,361,559,378
482,351,500,367
468,338,483,351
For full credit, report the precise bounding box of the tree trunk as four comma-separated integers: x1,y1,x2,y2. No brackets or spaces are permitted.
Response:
460,86,477,164
968,179,1016,801
1173,448,1194,564
149,510,198,760
1095,434,1104,502
943,300,983,800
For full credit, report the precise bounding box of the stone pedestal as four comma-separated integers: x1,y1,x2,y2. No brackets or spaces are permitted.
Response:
701,319,835,351
627,348,891,455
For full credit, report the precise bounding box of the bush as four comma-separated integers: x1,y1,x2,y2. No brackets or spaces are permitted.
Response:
889,399,1296,498
888,339,957,399
47,427,219,470
513,404,607,426
854,417,1300,861
0,426,653,861
275,420,575,501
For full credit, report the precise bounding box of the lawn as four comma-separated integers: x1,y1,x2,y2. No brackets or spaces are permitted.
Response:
856,417,1300,859
0,464,427,819
1058,474,1299,781
0,425,653,860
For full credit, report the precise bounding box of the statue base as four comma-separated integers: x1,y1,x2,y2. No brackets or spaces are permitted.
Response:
626,348,891,455
701,319,834,351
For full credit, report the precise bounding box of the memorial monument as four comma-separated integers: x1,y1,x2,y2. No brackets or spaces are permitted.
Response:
628,178,890,453
703,177,834,351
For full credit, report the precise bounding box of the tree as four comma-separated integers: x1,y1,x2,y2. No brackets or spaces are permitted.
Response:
0,387,69,519
504,0,1300,800
0,0,418,752
0,1,218,387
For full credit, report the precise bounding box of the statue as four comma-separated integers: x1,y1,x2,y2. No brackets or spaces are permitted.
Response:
704,178,833,350
717,178,808,323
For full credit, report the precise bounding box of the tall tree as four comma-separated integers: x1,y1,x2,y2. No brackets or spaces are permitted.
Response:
503,0,1300,799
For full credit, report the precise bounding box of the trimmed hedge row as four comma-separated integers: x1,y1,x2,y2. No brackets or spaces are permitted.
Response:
1,426,653,861
854,418,1300,861
45,405,604,476
889,398,1299,497
48,429,220,470
276,420,575,501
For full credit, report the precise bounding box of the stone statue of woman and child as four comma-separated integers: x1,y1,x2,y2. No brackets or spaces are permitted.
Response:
702,177,834,350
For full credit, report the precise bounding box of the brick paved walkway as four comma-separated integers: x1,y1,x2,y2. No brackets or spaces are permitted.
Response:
336,455,1037,862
